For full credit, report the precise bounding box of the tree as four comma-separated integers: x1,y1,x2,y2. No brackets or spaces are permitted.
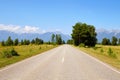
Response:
21,40,24,45
62,40,65,44
26,40,30,45
35,38,43,45
51,34,55,43
47,41,51,45
23,39,30,45
111,36,118,45
14,38,19,46
6,36,13,46
31,39,35,44
55,34,58,44
71,22,97,46
67,39,73,44
23,39,27,45
1,40,5,46
56,34,62,45
57,35,62,45
102,38,111,45
118,38,120,45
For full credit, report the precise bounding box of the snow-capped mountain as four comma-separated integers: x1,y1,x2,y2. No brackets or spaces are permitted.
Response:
97,29,120,42
1,28,120,43
0,30,71,42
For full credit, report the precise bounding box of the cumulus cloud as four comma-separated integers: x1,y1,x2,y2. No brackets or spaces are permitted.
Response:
0,24,45,34
22,26,40,33
0,24,20,32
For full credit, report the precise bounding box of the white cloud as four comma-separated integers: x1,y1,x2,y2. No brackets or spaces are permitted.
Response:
0,24,45,34
96,28,120,34
45,29,61,33
0,24,20,32
22,26,40,33
0,24,63,34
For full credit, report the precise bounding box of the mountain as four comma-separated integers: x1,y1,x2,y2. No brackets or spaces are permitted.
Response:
0,30,71,42
2,29,120,43
97,29,120,42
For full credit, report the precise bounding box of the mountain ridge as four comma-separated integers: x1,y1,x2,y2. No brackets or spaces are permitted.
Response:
97,29,120,42
1,29,120,43
0,30,71,42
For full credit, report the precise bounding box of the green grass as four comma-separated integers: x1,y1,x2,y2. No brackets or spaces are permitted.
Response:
77,45,120,70
0,44,57,68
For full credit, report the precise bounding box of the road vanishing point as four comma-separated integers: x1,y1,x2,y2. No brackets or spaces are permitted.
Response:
0,45,120,80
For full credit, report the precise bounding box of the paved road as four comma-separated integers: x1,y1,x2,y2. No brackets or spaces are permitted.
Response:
0,45,120,80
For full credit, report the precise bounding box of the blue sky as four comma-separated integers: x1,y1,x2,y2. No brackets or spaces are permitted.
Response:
0,0,120,34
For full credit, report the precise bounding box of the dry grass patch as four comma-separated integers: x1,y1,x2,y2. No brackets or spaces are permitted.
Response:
77,45,120,70
0,44,57,68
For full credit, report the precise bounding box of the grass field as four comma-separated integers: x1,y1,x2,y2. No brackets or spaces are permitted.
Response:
77,45,120,70
0,44,57,68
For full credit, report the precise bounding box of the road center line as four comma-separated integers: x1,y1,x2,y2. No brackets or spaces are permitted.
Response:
62,57,64,63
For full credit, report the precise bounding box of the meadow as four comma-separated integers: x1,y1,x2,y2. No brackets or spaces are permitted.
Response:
78,45,120,70
0,44,57,68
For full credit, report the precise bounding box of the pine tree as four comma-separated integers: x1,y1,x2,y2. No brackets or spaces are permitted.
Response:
14,38,19,46
21,40,24,45
51,34,55,43
1,40,5,46
31,39,35,44
111,36,118,45
6,36,13,46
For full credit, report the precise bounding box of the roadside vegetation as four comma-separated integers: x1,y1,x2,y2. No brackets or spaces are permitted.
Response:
78,45,120,70
77,36,120,70
0,44,57,68
0,34,65,68
71,22,97,47
68,22,120,70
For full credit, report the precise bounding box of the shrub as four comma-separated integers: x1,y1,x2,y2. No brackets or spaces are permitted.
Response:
2,48,19,58
10,48,19,56
39,46,41,49
79,43,85,47
107,48,117,58
100,48,104,53
93,47,97,50
2,50,12,58
107,48,113,56
112,53,117,58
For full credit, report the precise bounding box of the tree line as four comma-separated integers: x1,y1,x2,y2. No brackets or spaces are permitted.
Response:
102,36,120,45
1,34,65,46
1,36,44,46
67,22,120,47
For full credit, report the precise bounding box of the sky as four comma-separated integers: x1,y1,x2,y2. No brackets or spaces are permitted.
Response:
0,0,120,34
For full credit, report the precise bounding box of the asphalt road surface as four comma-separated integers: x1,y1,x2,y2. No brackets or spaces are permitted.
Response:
0,45,120,80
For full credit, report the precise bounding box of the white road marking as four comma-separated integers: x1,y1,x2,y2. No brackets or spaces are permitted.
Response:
62,57,64,63
80,50,120,74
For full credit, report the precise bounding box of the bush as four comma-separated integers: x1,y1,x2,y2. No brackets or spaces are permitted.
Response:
100,48,104,53
93,47,97,50
39,46,41,49
112,53,117,58
107,48,113,56
2,50,12,58
107,48,117,58
10,48,19,56
2,48,19,58
79,43,85,47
